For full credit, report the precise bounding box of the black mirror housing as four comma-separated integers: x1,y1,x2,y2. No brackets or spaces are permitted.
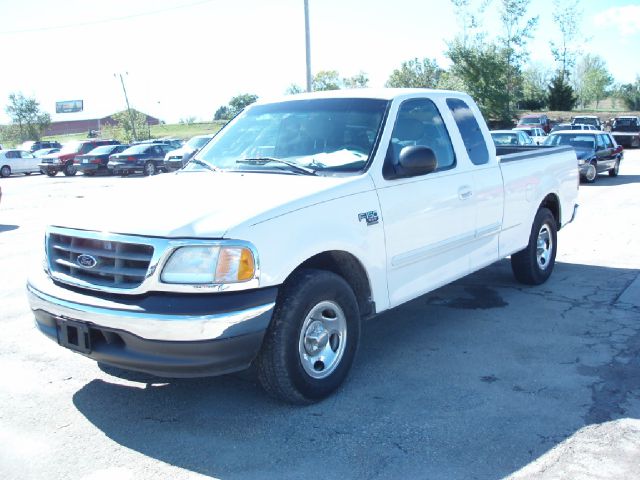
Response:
396,145,437,178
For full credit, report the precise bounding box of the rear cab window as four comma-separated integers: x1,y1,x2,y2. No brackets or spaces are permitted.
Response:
446,98,489,166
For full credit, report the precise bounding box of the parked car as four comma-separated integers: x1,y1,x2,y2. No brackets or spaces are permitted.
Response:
75,144,130,176
544,130,622,182
21,140,62,152
517,114,551,133
513,126,547,144
33,148,61,157
0,149,41,177
490,129,534,146
164,134,214,171
39,139,119,177
108,143,174,176
551,123,597,133
134,138,184,150
572,116,603,130
27,89,579,404
610,116,640,148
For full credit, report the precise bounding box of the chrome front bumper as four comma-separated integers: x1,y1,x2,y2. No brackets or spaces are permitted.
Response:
27,269,275,342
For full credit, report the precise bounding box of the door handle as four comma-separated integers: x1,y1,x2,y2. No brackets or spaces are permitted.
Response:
458,186,473,200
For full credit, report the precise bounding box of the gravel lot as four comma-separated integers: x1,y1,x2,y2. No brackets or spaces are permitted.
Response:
1,154,639,480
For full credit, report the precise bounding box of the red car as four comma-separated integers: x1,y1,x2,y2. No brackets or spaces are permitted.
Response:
517,114,551,134
39,139,119,177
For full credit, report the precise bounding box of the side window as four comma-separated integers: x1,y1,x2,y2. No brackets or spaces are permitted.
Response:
383,98,456,179
596,135,605,149
7,151,19,159
446,98,489,166
21,151,34,158
603,135,613,148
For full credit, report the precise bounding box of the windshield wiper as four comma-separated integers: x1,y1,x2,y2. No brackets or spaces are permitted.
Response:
236,157,317,176
188,159,218,172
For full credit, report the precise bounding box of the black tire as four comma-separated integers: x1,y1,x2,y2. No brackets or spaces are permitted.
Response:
511,208,558,285
63,162,77,176
46,169,58,177
256,269,361,404
583,161,597,183
0,165,10,178
83,171,95,177
609,159,620,177
143,162,156,176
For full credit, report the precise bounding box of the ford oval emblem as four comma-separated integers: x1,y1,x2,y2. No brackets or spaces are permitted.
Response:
77,254,97,268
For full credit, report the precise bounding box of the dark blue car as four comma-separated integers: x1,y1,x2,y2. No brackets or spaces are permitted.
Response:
108,143,174,176
76,144,129,176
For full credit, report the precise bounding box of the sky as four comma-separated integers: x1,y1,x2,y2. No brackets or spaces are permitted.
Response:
0,0,639,125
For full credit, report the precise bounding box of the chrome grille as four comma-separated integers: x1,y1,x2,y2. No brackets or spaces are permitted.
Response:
48,232,154,289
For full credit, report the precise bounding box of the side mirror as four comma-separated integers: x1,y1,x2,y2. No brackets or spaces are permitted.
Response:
397,146,437,177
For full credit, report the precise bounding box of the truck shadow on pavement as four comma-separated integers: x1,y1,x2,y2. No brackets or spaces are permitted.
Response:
72,260,640,479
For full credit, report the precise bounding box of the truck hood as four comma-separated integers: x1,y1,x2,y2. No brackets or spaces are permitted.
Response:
52,171,374,238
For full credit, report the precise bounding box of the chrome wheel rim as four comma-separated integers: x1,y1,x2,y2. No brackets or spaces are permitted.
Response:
298,300,347,379
585,163,596,181
145,163,155,175
536,224,553,270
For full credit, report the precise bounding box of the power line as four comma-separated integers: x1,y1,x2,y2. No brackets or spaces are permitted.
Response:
0,0,216,35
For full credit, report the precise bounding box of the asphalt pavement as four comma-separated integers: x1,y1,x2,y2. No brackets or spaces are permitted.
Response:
0,154,639,479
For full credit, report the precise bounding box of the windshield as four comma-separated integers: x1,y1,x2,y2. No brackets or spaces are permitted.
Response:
59,141,83,154
573,117,598,126
193,98,388,174
545,133,595,150
186,136,211,149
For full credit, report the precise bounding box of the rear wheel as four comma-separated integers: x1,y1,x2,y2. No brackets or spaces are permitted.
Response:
143,162,156,176
256,269,361,404
63,162,77,176
511,208,557,285
0,165,11,177
46,169,58,177
609,159,620,177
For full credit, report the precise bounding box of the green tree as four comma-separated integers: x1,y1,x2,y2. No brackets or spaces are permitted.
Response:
497,0,538,115
343,71,369,89
213,105,231,121
548,74,577,110
312,71,341,91
446,39,511,122
617,77,640,110
520,65,551,109
285,84,304,95
103,110,150,143
385,58,443,88
3,92,51,143
229,94,258,116
550,0,582,82
573,54,614,108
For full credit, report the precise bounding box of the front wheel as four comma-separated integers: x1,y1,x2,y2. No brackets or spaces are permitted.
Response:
46,169,58,177
63,163,77,176
609,159,620,177
583,161,597,183
256,269,361,404
511,207,558,285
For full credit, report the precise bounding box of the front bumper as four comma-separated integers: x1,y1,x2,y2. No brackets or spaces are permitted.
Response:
27,269,277,377
76,163,105,173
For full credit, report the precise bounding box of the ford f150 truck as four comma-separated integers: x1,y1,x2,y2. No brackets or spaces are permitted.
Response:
27,89,579,404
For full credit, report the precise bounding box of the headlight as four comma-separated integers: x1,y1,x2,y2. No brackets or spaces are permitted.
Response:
161,245,256,284
578,159,585,165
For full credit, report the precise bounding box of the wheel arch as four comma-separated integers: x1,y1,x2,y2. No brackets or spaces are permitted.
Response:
283,250,375,319
539,193,561,230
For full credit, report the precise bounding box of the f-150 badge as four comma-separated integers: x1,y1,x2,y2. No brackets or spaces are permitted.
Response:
358,211,379,226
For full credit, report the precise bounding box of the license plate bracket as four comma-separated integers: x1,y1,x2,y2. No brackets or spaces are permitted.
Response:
58,319,91,354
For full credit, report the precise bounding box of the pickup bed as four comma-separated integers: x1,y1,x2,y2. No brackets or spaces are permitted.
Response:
27,89,579,404
611,116,640,148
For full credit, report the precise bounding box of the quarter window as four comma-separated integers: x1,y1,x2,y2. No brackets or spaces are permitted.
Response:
446,98,489,165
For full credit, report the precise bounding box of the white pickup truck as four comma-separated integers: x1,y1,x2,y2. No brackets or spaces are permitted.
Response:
27,89,579,404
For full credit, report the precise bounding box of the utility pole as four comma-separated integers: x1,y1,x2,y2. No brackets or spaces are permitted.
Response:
304,0,312,92
115,73,137,141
